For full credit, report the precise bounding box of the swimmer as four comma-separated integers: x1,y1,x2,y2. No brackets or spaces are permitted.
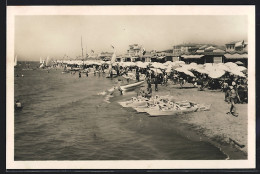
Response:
15,100,23,110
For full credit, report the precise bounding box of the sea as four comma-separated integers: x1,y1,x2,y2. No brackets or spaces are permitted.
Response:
14,61,228,160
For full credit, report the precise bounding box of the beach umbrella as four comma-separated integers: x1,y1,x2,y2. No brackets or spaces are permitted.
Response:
225,62,238,69
235,61,244,65
163,61,173,67
190,62,198,66
192,66,209,74
208,69,226,79
175,67,195,77
229,70,246,78
174,61,185,65
150,62,159,68
150,68,163,74
165,67,172,73
216,64,230,72
234,66,247,72
151,62,167,69
135,61,147,68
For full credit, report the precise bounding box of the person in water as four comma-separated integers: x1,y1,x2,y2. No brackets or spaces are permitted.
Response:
145,86,152,99
15,100,22,109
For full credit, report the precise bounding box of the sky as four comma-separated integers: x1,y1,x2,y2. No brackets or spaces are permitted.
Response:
15,15,247,61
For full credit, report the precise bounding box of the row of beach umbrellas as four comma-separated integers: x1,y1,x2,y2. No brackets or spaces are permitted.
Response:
57,60,247,78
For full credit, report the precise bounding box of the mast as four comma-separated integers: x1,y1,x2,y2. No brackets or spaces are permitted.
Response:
81,36,84,66
86,45,88,59
81,36,84,60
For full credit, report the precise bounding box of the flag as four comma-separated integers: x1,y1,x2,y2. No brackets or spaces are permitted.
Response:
142,47,146,55
242,40,245,48
139,46,146,57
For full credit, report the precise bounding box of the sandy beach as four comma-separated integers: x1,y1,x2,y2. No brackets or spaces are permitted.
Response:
142,81,248,158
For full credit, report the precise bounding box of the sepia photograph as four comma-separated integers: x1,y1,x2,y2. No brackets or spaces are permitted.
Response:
6,5,255,169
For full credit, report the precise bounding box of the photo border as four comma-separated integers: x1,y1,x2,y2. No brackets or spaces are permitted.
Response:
3,0,259,173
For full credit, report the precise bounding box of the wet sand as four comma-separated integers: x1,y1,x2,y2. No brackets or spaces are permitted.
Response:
143,81,248,158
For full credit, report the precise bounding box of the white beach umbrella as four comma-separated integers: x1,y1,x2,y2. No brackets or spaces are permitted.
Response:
216,64,230,72
174,61,185,65
229,70,246,78
225,62,238,69
165,67,172,73
208,69,226,79
150,68,163,74
234,66,247,72
136,61,147,68
175,67,195,77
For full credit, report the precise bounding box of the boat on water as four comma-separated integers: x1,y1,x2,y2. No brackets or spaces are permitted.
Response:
119,80,145,91
145,105,198,117
133,105,148,113
118,98,148,108
119,95,211,117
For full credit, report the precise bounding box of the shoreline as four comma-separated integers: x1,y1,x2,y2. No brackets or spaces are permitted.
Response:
139,81,248,159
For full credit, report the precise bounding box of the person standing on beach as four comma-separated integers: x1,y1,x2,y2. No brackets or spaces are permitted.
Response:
154,74,158,91
146,86,152,99
163,73,168,86
79,71,81,78
110,69,113,79
98,66,101,77
136,71,140,82
222,81,229,102
228,86,238,117
86,69,89,77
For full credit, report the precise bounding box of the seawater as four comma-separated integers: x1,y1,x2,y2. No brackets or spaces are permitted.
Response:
14,62,227,160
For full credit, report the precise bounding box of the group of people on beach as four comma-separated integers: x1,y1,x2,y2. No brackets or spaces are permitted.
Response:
61,62,247,117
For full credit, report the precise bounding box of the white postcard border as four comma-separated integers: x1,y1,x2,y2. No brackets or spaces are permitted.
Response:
6,5,256,169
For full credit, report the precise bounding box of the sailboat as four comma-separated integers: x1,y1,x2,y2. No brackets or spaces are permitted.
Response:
39,57,45,68
14,55,17,67
39,56,51,69
106,48,118,78
45,56,50,67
